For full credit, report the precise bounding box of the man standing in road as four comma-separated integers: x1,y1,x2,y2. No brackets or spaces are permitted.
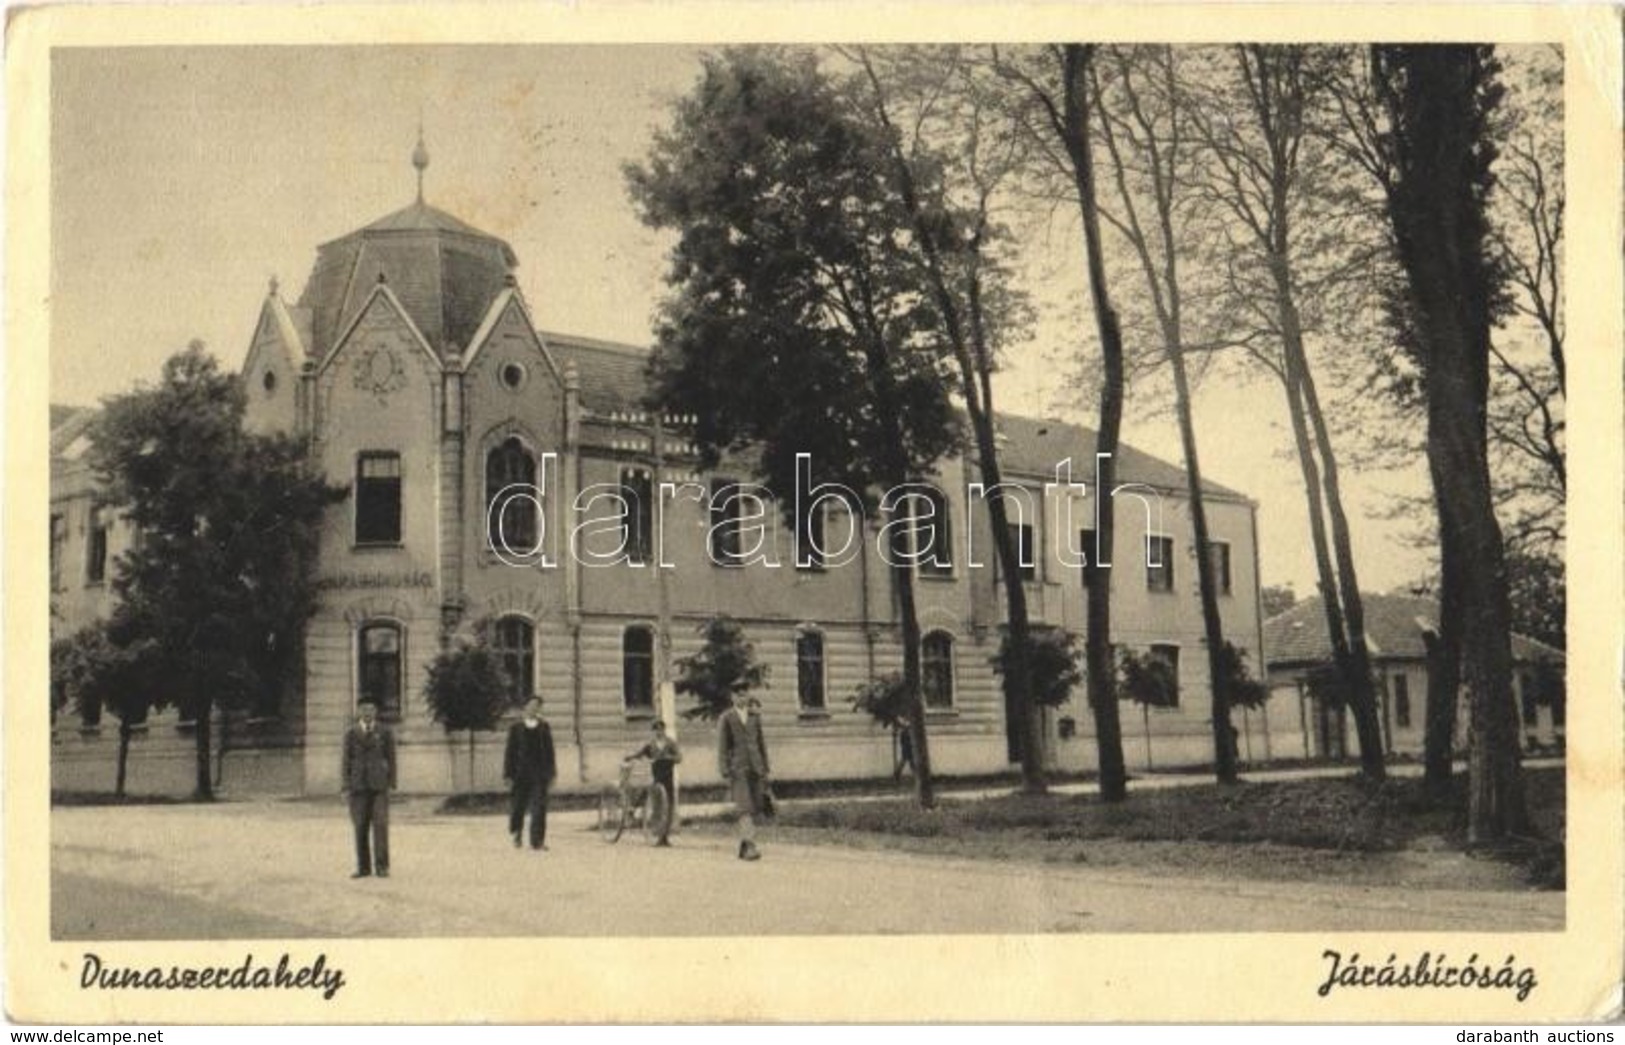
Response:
504,697,557,851
341,699,395,878
717,692,770,861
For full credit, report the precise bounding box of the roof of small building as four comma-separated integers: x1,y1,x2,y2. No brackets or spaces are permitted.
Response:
1264,592,1563,668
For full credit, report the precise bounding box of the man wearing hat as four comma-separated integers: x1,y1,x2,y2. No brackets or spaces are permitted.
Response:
504,697,557,850
341,699,396,878
717,692,770,861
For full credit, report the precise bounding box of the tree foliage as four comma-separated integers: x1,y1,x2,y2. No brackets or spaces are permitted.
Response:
991,626,1082,708
1117,648,1179,709
674,615,769,722
423,644,511,735
86,342,346,799
1217,641,1270,711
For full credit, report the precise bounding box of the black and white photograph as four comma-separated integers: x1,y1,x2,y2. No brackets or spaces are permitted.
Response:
10,4,1621,1025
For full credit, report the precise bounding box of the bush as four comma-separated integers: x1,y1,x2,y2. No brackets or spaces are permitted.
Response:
675,615,768,721
991,626,1082,708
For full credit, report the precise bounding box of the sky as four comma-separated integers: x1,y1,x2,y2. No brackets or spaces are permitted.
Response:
50,44,1437,596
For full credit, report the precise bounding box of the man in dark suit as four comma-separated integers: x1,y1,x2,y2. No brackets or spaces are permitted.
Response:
341,700,396,878
717,692,770,861
504,697,557,851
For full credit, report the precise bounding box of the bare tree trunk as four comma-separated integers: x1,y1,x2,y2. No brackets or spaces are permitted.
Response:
893,558,935,809
1422,522,1461,797
193,701,214,801
1277,281,1386,780
116,720,132,798
1061,43,1128,801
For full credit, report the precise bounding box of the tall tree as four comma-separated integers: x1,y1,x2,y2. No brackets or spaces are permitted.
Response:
627,49,962,806
1089,45,1238,783
992,43,1132,801
1183,45,1386,779
846,46,1047,792
1367,46,1529,841
89,342,345,799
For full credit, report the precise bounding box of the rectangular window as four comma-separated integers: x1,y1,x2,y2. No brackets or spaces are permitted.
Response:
359,623,403,721
86,506,108,585
1146,535,1175,593
623,627,655,711
1006,522,1035,583
1208,540,1232,596
796,630,826,710
1519,671,1540,727
356,453,402,545
620,468,654,565
709,478,742,566
1149,644,1180,708
1393,674,1412,729
796,501,826,572
49,513,66,591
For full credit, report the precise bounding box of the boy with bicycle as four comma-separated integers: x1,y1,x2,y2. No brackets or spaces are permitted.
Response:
623,719,682,846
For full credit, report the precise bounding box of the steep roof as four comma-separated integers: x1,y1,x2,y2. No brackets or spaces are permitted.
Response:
295,200,518,363
1264,592,1564,668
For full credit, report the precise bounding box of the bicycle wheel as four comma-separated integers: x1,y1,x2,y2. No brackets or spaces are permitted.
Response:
599,789,627,843
642,783,671,845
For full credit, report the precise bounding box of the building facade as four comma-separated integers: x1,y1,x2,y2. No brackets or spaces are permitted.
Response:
51,182,1274,796
1263,593,1566,760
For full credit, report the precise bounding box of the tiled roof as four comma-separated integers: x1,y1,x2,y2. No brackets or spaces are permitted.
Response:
1264,593,1563,668
990,412,1248,500
541,331,656,415
297,201,517,362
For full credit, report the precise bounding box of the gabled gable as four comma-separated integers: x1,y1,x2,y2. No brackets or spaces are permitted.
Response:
462,287,563,386
316,281,441,378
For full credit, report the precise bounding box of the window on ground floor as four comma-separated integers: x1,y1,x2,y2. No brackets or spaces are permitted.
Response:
623,625,655,712
359,621,403,720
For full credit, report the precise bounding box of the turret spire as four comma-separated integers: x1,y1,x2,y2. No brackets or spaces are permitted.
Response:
412,118,429,204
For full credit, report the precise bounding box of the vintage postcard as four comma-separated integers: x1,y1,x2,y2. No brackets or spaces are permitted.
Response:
7,2,1621,1024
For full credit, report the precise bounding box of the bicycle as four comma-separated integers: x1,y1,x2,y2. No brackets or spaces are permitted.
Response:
597,759,671,845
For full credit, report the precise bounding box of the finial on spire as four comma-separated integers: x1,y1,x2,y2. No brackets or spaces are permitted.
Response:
412,116,429,204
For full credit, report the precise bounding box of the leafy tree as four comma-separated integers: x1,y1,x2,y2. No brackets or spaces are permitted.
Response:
628,49,960,805
674,616,769,722
1366,46,1529,842
50,623,165,796
845,46,1048,793
1218,641,1270,711
850,673,911,728
1504,546,1564,650
87,342,346,799
1117,647,1178,768
991,626,1083,709
1260,585,1298,619
423,642,511,793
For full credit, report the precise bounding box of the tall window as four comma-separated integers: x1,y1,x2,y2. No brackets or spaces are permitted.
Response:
709,478,742,566
923,631,955,709
1393,674,1412,729
493,616,536,704
49,513,66,591
1149,643,1180,707
1519,671,1540,727
86,506,108,585
916,486,954,577
1005,522,1036,582
486,438,538,553
796,501,826,571
359,622,403,720
623,625,654,712
356,453,403,545
1207,540,1233,596
796,628,826,711
1079,528,1099,588
1146,535,1175,593
619,468,653,564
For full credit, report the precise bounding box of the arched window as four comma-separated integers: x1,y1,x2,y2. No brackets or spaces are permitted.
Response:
492,616,535,705
486,437,538,553
796,627,826,711
623,625,655,712
359,621,404,721
922,631,955,709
